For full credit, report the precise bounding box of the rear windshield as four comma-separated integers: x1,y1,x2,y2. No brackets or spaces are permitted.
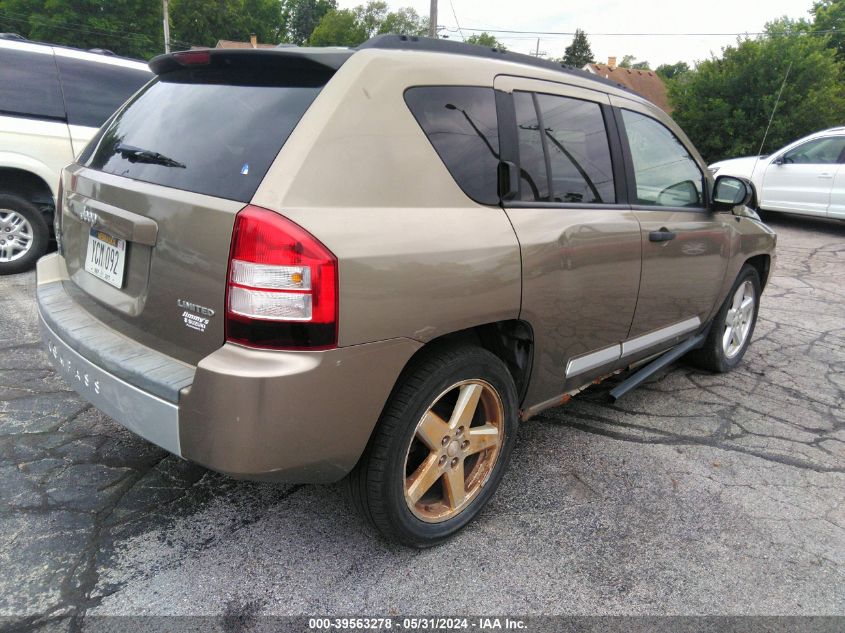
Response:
80,69,322,202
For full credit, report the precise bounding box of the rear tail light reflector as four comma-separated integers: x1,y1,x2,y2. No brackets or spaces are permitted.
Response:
228,286,312,321
229,259,311,290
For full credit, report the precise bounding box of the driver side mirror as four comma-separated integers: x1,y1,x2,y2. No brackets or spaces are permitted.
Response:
712,175,754,211
773,156,784,165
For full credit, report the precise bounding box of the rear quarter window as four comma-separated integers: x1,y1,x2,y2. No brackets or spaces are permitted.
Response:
55,55,151,128
404,86,500,205
0,46,65,120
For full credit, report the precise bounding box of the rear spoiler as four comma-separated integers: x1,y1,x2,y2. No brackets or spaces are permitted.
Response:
148,47,354,83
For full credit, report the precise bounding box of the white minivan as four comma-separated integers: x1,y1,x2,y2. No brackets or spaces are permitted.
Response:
0,36,150,273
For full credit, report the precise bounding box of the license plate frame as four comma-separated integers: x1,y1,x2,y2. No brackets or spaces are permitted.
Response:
84,229,126,289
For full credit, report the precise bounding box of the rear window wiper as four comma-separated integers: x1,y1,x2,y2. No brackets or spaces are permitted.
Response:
115,144,186,168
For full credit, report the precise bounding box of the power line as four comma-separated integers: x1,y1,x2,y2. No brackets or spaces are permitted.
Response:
445,25,843,37
447,0,465,42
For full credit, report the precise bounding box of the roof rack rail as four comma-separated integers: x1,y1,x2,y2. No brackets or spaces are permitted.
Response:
357,34,630,93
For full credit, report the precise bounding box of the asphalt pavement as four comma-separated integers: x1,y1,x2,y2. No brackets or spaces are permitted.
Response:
1,213,843,630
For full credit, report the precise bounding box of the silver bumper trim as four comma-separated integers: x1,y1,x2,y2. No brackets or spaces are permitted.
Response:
39,313,182,456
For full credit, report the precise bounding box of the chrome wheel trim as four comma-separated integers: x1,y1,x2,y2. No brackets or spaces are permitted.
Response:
402,379,505,524
723,280,755,358
0,209,34,263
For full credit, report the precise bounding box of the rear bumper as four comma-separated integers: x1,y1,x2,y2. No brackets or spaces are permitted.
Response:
36,253,421,482
40,315,182,455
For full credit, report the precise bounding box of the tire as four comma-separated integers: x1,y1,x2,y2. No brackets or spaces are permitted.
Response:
344,344,519,547
0,194,50,275
688,264,761,373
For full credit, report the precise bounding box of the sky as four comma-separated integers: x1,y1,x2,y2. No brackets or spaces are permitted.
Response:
336,0,813,68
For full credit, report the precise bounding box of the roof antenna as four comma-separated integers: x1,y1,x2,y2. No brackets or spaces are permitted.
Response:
751,61,792,181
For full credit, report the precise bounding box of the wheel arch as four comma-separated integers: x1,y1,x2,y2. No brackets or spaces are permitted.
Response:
387,319,535,412
744,253,771,290
0,167,56,220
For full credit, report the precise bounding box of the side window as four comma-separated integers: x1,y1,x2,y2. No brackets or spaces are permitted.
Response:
55,56,150,128
0,47,65,120
514,91,549,202
536,93,615,204
782,137,845,164
621,109,704,208
404,86,500,205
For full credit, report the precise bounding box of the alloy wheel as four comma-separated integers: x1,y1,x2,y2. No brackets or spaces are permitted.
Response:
0,210,34,263
403,379,504,523
723,280,755,358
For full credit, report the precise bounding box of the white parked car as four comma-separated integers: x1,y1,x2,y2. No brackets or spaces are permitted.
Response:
0,36,150,274
709,127,845,220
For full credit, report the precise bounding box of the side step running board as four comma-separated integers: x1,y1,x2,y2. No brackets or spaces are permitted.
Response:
608,332,707,402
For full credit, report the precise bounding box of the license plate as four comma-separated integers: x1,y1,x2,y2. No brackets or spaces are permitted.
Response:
84,229,126,288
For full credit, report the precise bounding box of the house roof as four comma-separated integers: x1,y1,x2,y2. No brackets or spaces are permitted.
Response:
583,63,671,113
215,39,277,49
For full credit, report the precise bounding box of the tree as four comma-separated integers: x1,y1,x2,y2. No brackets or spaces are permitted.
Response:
465,32,506,50
0,0,287,58
354,0,387,36
561,28,593,67
619,54,649,69
282,0,337,45
308,1,426,46
669,18,845,163
655,61,690,81
0,0,163,58
379,7,427,37
171,0,277,50
308,8,365,46
242,0,287,44
811,1,844,60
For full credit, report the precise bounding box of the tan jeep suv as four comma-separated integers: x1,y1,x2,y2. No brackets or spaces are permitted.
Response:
36,35,776,546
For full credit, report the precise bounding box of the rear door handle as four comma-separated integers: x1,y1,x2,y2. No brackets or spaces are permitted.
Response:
649,228,676,243
819,173,834,179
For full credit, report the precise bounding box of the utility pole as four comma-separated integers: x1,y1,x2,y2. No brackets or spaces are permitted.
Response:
428,0,437,38
529,38,546,58
162,0,171,54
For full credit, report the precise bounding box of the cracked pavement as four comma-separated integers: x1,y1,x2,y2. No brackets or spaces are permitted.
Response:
0,213,843,629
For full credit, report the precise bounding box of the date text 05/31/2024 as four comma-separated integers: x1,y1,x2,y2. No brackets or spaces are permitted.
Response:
308,618,527,630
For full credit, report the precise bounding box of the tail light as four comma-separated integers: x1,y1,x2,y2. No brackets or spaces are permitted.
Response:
225,205,338,350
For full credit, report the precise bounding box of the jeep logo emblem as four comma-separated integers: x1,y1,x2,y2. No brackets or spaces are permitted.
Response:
79,207,99,226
